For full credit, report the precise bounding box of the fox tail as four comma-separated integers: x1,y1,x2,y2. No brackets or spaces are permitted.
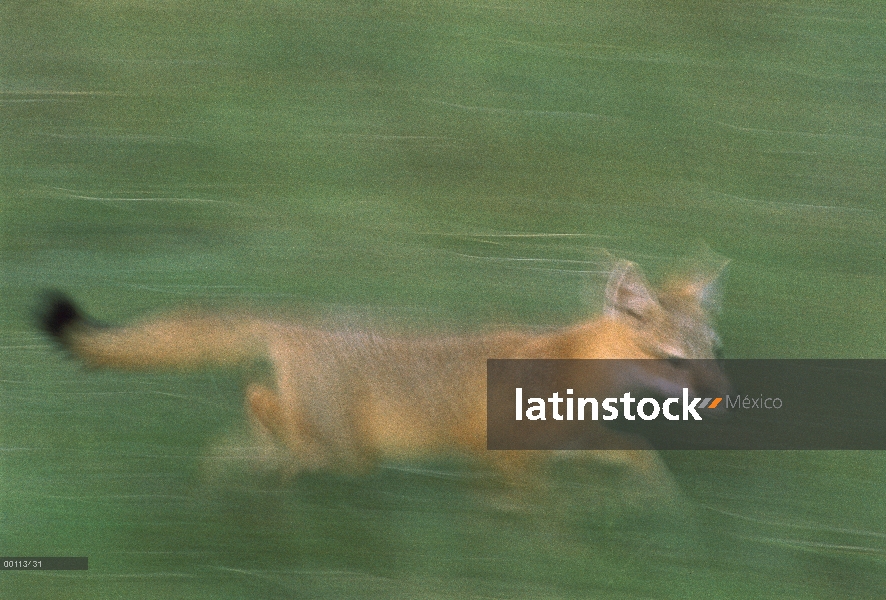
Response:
40,293,268,370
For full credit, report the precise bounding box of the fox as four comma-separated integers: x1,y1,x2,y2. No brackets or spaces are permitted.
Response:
40,260,728,495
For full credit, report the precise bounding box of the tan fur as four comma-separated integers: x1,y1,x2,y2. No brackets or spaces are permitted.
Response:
53,261,728,491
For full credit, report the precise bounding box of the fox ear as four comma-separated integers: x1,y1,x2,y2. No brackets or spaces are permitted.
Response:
604,261,658,321
677,259,730,313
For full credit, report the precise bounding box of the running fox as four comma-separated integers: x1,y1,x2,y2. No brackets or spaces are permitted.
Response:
40,261,728,486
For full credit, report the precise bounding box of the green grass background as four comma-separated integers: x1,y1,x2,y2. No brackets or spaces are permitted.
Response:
2,1,885,597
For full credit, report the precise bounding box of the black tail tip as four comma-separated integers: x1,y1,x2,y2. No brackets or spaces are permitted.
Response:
39,292,85,340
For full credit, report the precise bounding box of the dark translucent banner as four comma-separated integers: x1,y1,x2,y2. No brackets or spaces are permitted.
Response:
487,360,886,450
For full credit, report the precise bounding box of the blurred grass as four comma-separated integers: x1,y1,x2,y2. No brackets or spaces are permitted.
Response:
2,1,885,598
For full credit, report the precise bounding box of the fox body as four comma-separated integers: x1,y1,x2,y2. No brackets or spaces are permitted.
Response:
42,261,728,485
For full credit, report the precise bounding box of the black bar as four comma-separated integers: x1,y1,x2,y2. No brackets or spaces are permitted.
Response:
1,557,88,570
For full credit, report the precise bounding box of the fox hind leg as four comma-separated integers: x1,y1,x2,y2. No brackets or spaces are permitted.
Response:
245,383,332,474
246,383,288,439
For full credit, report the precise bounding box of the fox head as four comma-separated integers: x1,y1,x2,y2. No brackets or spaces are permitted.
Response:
603,260,725,360
596,260,731,402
